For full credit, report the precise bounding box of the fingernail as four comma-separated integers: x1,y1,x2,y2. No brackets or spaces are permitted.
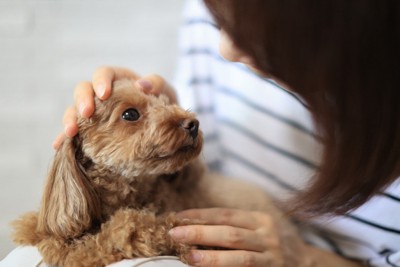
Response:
137,79,152,93
189,251,202,265
64,124,74,137
168,228,186,241
95,83,106,98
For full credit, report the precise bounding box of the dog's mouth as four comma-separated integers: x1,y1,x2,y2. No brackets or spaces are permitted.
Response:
155,135,201,159
179,134,201,151
177,145,195,153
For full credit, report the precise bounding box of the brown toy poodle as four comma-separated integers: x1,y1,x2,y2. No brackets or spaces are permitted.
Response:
12,79,303,267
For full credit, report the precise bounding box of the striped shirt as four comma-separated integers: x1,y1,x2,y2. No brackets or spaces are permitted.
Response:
173,1,400,266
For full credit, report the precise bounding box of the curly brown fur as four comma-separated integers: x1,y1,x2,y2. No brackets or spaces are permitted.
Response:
12,79,305,267
12,79,208,266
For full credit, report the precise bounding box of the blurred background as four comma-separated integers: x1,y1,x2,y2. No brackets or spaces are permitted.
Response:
0,0,184,258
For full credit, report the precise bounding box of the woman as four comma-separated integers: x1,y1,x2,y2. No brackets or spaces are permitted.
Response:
42,0,400,266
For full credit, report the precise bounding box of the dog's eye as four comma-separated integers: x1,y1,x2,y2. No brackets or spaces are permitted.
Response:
121,108,140,121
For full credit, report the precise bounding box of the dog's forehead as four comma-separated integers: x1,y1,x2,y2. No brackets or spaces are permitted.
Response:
111,79,168,108
112,81,148,103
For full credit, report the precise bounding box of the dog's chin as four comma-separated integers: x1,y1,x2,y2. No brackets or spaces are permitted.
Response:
151,136,203,172
180,135,201,152
158,137,202,161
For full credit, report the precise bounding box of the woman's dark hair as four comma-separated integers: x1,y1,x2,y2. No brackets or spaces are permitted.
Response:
204,0,400,216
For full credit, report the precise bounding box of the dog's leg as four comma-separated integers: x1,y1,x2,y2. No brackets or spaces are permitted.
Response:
197,172,280,212
36,209,191,267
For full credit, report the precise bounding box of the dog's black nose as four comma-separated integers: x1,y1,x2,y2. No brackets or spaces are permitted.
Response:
181,119,199,139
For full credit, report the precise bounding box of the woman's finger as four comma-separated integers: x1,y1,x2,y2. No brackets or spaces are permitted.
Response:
73,81,95,118
186,249,270,267
177,208,272,230
62,106,79,137
93,66,141,99
135,74,178,103
92,67,115,99
169,225,267,251
135,74,166,94
52,132,65,150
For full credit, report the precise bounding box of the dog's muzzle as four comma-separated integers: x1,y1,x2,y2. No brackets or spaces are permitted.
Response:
180,118,199,139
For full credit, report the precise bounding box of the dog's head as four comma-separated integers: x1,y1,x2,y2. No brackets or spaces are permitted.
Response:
79,79,203,177
38,79,203,239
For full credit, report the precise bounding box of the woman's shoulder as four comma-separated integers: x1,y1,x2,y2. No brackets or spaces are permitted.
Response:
305,178,400,265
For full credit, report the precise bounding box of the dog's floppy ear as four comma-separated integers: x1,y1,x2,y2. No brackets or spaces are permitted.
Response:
37,136,101,239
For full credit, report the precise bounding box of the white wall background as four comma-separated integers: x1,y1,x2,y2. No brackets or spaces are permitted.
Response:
0,0,184,258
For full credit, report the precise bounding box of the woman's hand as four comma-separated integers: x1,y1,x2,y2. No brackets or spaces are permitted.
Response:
169,208,363,267
53,66,177,149
169,208,297,267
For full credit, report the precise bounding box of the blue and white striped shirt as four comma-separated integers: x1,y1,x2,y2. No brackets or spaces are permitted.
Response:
174,1,400,266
